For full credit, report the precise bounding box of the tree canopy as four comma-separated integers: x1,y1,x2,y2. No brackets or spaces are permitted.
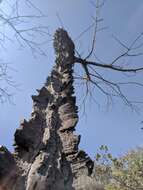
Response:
94,146,143,190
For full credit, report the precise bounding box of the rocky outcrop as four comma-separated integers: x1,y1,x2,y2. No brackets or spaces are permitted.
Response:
0,29,104,190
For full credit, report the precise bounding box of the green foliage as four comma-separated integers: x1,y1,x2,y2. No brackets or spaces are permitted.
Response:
93,146,143,190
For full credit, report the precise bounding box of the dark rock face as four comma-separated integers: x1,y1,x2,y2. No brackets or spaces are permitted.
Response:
0,29,103,190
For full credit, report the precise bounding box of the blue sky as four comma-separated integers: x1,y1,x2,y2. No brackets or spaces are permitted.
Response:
0,0,143,159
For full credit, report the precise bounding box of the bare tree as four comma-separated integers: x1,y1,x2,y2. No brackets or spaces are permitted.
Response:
1,0,143,110
73,0,143,111
0,0,50,103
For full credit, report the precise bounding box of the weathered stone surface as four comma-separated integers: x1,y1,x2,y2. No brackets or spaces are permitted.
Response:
0,146,16,178
0,146,20,190
0,29,104,190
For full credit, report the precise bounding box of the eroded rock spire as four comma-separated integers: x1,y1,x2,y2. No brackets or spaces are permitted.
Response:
0,29,94,190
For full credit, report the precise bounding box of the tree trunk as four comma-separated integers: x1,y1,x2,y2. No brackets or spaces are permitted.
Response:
0,29,104,190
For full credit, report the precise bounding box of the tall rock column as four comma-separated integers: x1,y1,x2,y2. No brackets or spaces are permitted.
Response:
0,29,94,190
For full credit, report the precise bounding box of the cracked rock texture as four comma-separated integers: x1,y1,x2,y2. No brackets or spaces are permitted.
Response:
0,29,104,190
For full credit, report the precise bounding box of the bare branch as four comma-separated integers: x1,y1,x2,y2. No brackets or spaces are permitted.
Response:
0,0,50,102
84,0,101,60
74,57,143,73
